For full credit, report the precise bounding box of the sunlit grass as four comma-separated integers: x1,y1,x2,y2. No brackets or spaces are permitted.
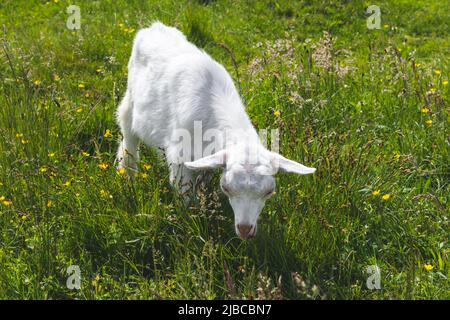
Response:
0,0,448,299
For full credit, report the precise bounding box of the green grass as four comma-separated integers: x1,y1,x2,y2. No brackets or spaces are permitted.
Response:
0,0,449,299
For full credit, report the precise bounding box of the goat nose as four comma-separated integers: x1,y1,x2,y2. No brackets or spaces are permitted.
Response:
237,224,254,238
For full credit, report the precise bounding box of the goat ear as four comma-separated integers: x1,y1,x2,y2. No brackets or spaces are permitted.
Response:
184,150,227,170
270,152,316,175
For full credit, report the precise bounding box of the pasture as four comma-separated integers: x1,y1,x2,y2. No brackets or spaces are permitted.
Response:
0,0,448,299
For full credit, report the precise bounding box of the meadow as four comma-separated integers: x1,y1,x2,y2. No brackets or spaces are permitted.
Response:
0,0,448,299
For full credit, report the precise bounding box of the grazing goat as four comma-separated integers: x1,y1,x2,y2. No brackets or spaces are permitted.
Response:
116,22,316,238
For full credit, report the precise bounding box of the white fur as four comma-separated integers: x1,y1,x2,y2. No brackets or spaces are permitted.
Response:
116,22,316,238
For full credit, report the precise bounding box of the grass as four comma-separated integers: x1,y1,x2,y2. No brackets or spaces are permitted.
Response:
0,0,449,299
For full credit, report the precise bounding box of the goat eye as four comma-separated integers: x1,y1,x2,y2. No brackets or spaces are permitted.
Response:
265,190,274,197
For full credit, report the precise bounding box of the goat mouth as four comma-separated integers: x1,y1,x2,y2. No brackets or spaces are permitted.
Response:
235,224,257,239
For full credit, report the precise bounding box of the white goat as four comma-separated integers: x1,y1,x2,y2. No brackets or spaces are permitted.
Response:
116,22,316,238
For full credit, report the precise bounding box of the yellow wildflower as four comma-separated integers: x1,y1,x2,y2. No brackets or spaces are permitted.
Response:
33,80,41,85
21,139,29,145
425,119,433,125
47,200,53,208
372,190,380,196
381,194,390,201
81,151,90,157
143,164,152,171
443,80,449,86
48,152,55,158
140,173,149,179
98,163,109,170
421,108,429,113
53,74,61,81
63,181,71,187
434,70,441,76
92,274,101,288
76,107,83,113
39,167,48,173
16,133,23,138
103,129,113,138
274,110,281,118
423,264,433,271
0,196,4,201
100,190,112,199
3,200,12,206
78,83,85,89
117,168,126,175
415,63,421,68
